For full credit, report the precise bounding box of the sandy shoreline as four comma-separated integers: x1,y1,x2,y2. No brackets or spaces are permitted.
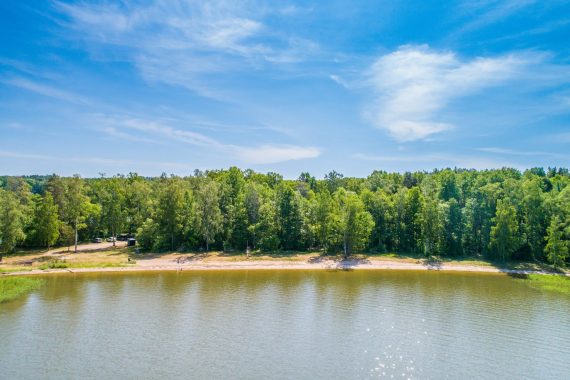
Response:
2,257,566,277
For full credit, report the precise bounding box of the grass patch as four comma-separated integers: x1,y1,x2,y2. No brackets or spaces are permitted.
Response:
0,277,45,303
67,262,127,269
0,267,32,274
39,259,69,270
518,274,570,295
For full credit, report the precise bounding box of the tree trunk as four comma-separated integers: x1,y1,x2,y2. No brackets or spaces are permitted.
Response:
206,239,209,252
74,219,78,253
113,227,116,247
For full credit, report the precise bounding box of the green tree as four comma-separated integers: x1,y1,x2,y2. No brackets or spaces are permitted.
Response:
361,189,393,252
522,178,545,261
32,192,60,249
196,180,223,251
244,183,262,249
124,173,153,236
332,189,374,258
0,189,26,260
404,187,423,254
276,185,303,250
544,216,568,269
64,176,99,253
422,197,443,257
99,176,126,247
155,177,186,251
490,199,520,261
253,197,280,251
314,191,333,251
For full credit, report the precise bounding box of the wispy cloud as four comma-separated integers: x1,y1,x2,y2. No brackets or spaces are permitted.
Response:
364,45,532,142
54,0,320,98
453,0,538,36
0,149,191,169
1,76,92,105
97,115,321,165
477,147,569,158
235,145,321,164
353,152,520,170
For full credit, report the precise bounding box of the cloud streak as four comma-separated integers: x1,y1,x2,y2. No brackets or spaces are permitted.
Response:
98,115,321,165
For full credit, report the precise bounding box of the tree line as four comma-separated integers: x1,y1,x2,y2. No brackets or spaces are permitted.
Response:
1,167,569,267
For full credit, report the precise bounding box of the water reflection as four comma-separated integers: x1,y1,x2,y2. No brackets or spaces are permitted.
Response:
1,270,569,380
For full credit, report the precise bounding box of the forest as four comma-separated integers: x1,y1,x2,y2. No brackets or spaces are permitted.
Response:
0,167,569,267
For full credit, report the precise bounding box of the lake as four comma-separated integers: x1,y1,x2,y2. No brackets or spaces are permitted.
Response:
1,270,569,379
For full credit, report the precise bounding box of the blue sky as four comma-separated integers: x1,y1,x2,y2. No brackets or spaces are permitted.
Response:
1,0,569,178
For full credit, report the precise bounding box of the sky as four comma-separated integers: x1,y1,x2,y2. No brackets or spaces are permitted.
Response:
1,0,569,178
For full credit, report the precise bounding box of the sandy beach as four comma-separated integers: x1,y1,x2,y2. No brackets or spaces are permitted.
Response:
2,254,566,277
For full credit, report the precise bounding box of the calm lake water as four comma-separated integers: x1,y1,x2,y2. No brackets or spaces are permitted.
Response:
1,270,569,379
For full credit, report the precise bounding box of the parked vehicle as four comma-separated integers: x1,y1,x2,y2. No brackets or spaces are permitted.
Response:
107,237,116,242
93,238,103,243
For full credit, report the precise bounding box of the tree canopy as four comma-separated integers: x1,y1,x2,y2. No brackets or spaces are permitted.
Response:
1,167,569,266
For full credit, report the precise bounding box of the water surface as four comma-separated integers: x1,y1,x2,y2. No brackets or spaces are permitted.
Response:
1,270,569,379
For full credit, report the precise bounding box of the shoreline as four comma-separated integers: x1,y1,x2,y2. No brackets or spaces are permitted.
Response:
2,258,567,277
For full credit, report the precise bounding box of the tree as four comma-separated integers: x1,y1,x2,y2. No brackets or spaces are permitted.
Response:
522,178,545,261
64,176,99,253
124,173,152,236
422,197,443,258
32,192,60,249
155,177,186,251
544,216,568,269
99,176,126,247
276,185,303,250
404,187,423,254
442,199,463,257
0,189,26,260
331,189,374,258
490,199,520,261
244,183,261,248
361,189,393,252
314,191,333,251
196,180,223,251
252,197,280,251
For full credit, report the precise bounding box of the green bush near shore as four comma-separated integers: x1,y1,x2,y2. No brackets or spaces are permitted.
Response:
39,259,68,270
0,277,45,303
523,274,570,295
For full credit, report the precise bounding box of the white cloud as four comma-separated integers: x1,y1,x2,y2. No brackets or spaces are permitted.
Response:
366,45,528,141
235,145,321,164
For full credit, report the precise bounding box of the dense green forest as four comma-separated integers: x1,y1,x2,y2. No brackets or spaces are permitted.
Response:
1,167,569,266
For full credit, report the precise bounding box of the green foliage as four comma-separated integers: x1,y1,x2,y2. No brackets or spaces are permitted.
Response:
0,277,45,303
0,189,26,257
330,189,374,257
195,180,223,251
39,258,69,270
490,199,520,261
545,216,568,268
29,192,60,249
0,167,568,267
